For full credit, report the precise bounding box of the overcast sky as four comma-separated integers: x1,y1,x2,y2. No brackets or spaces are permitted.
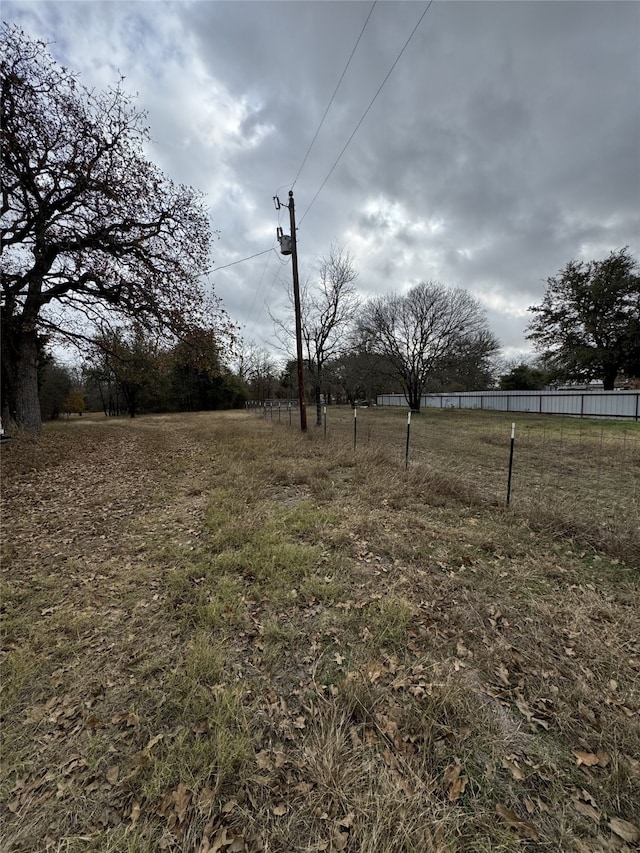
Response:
4,0,640,364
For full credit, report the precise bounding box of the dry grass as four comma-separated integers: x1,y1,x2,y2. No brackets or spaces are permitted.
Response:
1,408,639,852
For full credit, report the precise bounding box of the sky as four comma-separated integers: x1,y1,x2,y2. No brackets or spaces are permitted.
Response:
4,0,640,366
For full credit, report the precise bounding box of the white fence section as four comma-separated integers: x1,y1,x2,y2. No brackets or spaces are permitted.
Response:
376,390,640,420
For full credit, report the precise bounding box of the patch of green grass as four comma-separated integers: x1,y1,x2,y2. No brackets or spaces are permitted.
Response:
272,500,339,537
261,620,300,671
141,685,253,801
213,531,320,595
183,630,226,686
299,569,346,603
166,565,211,623
193,573,247,631
366,596,415,653
59,828,163,853
206,486,260,550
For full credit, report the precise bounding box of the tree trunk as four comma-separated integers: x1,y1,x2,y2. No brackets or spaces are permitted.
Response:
1,327,42,433
315,383,322,427
602,366,617,391
405,383,421,413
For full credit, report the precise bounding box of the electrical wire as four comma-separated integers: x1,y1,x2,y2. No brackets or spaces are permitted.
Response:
213,248,274,271
245,241,278,328
248,267,290,338
291,0,377,191
299,0,434,226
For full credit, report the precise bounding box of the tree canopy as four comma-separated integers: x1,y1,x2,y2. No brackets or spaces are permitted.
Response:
1,24,229,432
499,361,550,391
527,248,640,390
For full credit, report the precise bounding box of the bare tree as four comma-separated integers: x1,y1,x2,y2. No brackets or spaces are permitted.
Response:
1,25,228,432
234,340,281,402
273,245,359,425
359,282,499,411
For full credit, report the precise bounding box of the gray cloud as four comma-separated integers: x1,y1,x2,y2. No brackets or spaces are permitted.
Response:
4,0,639,361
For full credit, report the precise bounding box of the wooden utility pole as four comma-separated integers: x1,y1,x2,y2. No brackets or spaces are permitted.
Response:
288,191,307,432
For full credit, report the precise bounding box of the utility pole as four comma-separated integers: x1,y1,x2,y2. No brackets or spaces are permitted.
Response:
275,191,307,432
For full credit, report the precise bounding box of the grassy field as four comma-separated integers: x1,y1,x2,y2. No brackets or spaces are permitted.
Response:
1,408,638,852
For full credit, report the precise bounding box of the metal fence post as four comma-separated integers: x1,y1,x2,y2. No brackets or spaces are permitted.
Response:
405,410,411,469
506,422,515,505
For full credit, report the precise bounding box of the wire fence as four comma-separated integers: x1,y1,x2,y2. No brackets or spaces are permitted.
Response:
247,402,640,565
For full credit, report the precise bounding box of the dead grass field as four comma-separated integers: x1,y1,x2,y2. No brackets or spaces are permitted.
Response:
1,408,638,852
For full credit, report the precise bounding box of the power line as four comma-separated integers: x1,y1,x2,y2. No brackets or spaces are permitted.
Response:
213,248,274,271
213,247,288,339
245,240,278,328
291,0,377,191
299,0,434,226
248,267,290,338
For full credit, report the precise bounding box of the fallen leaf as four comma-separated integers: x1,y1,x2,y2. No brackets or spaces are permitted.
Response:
133,750,152,768
495,804,539,840
222,798,237,814
105,766,119,785
502,755,525,781
571,788,600,823
609,817,640,843
255,750,273,771
573,750,600,767
365,663,385,682
130,801,141,825
456,638,470,658
332,829,349,851
376,713,398,738
495,663,510,687
208,827,229,853
146,733,164,751
338,812,355,829
627,755,640,778
172,782,191,824
443,761,468,802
